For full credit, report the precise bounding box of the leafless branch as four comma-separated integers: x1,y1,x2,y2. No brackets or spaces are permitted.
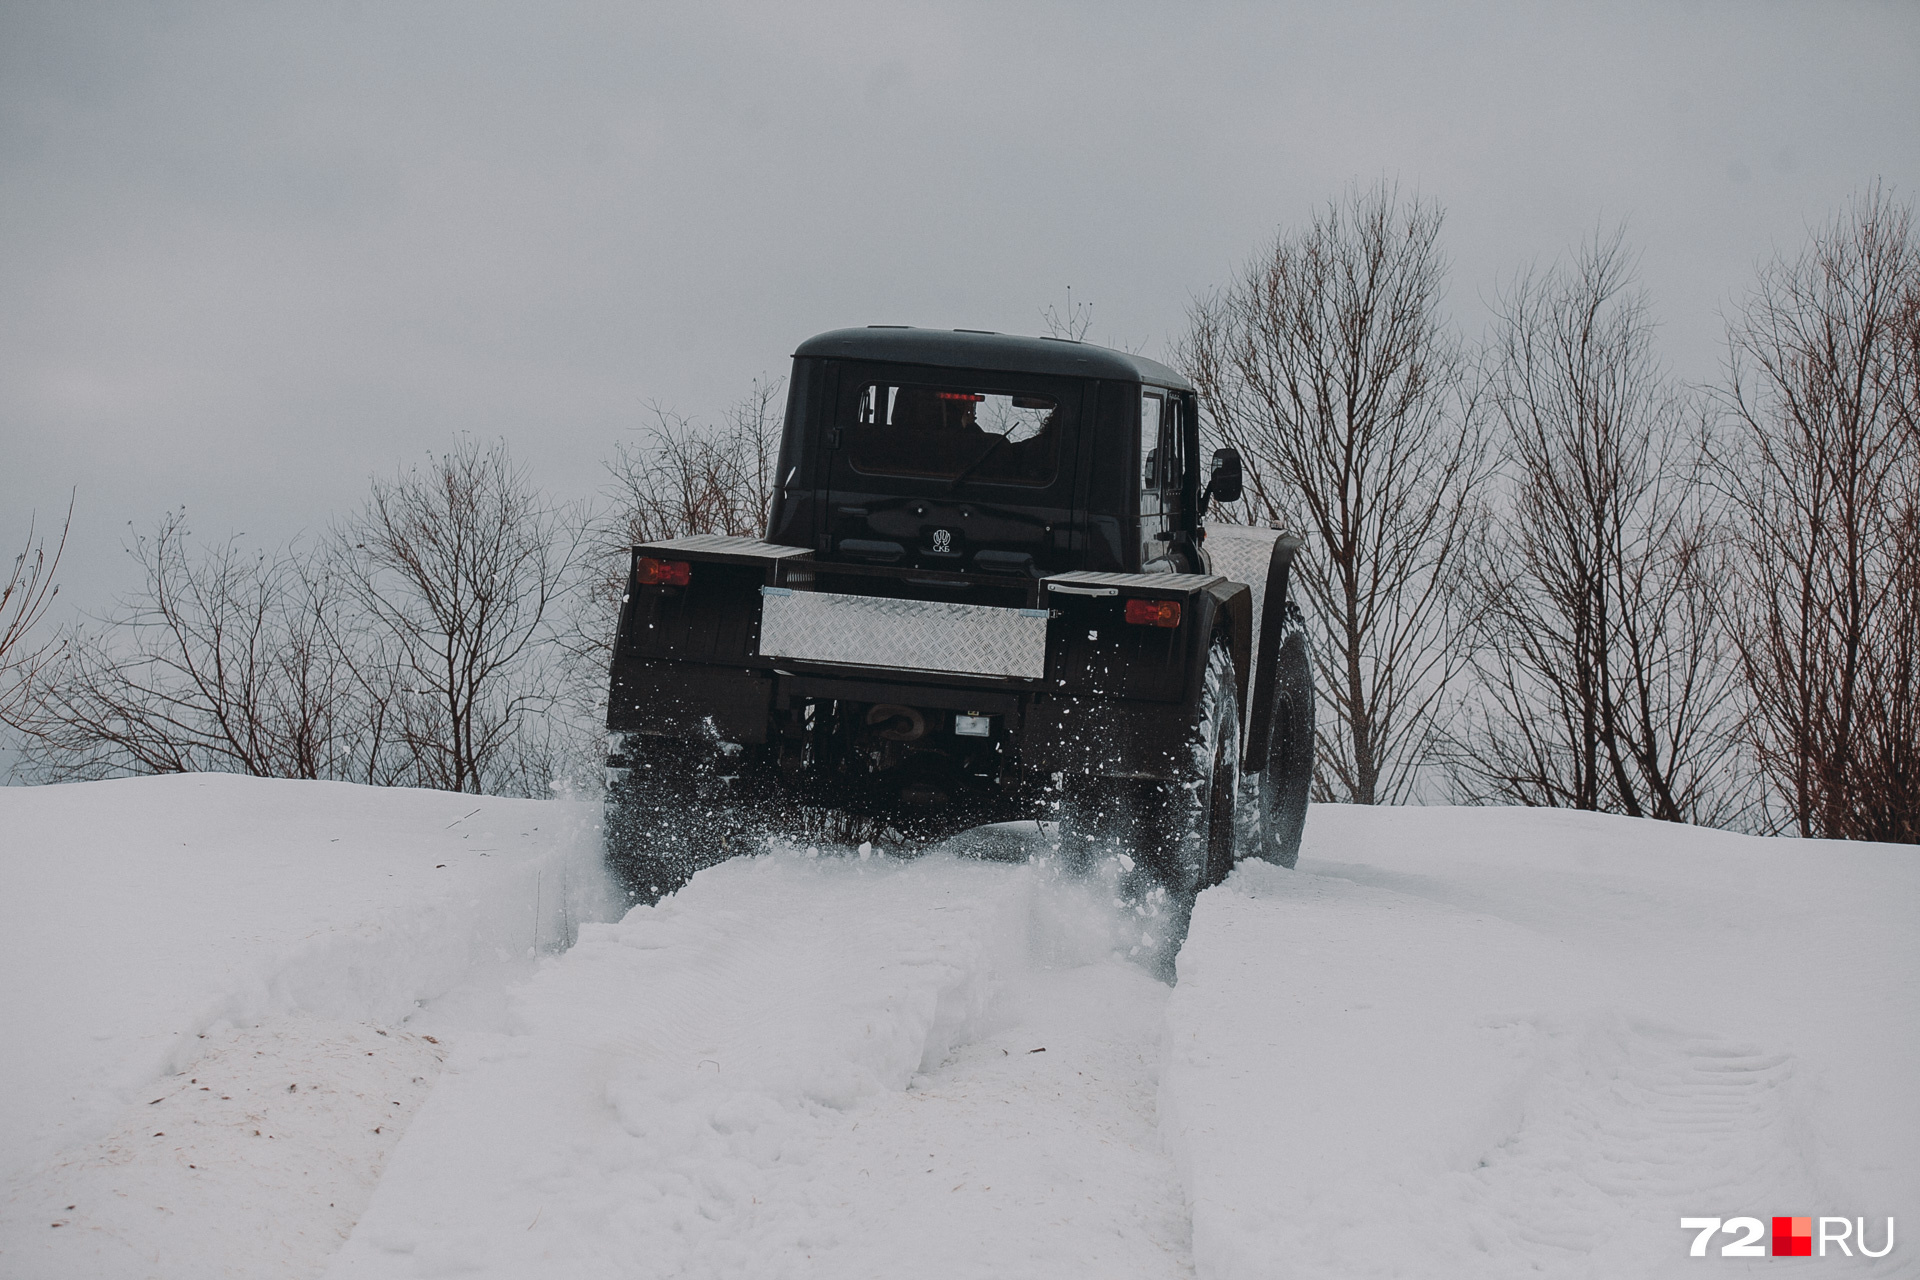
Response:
0,494,72,730
1040,287,1095,342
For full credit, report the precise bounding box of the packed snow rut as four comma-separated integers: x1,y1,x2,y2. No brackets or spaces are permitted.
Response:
327,842,1193,1280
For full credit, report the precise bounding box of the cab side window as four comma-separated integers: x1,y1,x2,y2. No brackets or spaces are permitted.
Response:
1140,390,1172,568
1162,396,1185,498
1138,388,1194,571
1140,391,1165,503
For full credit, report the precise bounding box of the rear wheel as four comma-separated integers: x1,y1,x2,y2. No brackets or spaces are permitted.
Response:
1054,635,1240,959
1240,612,1313,868
603,734,772,905
1137,634,1241,899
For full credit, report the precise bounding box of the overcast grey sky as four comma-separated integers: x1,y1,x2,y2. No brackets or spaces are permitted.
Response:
3,1,1917,612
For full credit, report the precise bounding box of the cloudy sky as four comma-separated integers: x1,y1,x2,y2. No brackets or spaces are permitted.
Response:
3,0,1917,612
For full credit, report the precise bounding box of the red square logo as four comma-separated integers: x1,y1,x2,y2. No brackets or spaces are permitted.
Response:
1773,1217,1812,1257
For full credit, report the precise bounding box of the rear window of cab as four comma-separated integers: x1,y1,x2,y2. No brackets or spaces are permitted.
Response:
837,374,1073,488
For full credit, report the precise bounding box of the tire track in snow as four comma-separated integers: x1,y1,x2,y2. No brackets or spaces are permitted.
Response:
326,845,1192,1279
1162,848,1905,1280
2,1018,445,1280
746,961,1193,1278
1454,1017,1838,1275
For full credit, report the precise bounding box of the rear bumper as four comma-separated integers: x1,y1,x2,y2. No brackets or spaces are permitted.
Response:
608,657,1193,781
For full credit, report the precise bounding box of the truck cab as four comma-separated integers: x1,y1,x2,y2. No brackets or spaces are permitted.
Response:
768,327,1207,581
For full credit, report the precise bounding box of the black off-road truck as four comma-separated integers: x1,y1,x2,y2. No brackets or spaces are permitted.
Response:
603,327,1313,908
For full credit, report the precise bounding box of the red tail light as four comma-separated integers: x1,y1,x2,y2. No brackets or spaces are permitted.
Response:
1124,598,1182,628
635,557,691,586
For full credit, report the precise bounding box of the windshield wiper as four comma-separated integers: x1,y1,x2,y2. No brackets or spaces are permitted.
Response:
947,432,1011,491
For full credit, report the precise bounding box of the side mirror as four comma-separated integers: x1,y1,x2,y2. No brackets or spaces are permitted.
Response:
1206,447,1244,506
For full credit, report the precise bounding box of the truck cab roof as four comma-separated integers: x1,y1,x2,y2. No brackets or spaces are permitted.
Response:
795,327,1193,391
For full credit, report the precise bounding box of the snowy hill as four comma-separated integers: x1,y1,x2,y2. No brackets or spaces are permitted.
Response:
0,777,1912,1278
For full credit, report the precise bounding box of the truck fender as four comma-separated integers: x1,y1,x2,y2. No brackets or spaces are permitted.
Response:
1197,580,1253,714
1241,533,1304,773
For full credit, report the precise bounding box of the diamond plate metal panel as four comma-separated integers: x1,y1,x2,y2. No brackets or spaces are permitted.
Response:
1204,522,1286,721
758,589,1048,679
637,534,812,560
1043,570,1224,592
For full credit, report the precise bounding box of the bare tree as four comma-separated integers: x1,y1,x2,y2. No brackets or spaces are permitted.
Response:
1869,270,1920,835
1720,186,1920,841
18,513,377,781
1460,230,1740,824
337,438,581,795
1177,182,1491,803
0,497,71,731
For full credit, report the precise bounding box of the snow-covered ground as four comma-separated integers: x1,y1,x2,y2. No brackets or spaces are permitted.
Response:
1165,807,1917,1279
1,776,1913,1278
0,775,610,1278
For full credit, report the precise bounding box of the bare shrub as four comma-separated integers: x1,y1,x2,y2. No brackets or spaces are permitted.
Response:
20,446,584,796
18,513,377,781
1720,186,1920,841
1177,182,1492,803
1459,231,1741,824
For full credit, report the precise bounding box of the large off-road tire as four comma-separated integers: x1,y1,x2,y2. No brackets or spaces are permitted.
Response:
1055,634,1241,906
1146,634,1242,898
603,734,772,906
1239,608,1313,869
